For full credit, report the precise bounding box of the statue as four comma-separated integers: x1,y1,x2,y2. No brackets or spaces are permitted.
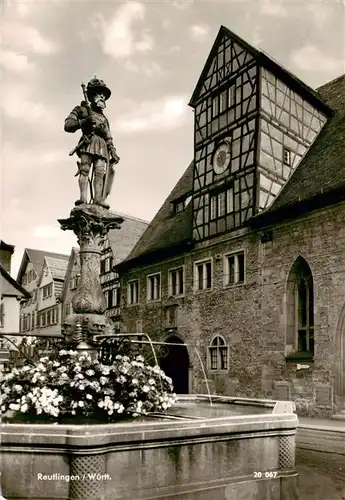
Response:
64,78,120,209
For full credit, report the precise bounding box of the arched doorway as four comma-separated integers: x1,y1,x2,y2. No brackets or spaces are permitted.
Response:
159,335,189,394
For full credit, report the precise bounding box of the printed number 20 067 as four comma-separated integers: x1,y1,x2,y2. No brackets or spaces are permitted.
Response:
254,471,278,479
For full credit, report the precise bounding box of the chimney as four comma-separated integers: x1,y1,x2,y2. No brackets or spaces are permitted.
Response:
0,241,15,274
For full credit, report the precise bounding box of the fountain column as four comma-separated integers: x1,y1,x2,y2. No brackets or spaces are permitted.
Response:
58,204,123,350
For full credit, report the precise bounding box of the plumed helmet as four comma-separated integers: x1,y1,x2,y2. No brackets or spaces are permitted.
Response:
86,77,111,100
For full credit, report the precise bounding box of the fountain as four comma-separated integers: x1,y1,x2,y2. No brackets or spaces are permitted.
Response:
0,77,299,499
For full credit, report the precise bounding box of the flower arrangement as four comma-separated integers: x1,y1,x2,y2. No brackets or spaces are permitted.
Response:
0,349,177,423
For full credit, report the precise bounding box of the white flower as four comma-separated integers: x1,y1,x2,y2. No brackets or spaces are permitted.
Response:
20,403,28,413
9,403,20,411
142,385,150,393
101,367,111,376
60,373,68,379
100,377,107,385
79,385,85,391
98,401,104,408
86,394,92,400
78,401,84,407
132,378,139,386
86,369,95,376
148,378,155,385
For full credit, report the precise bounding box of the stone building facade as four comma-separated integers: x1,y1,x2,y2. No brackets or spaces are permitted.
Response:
17,249,69,337
116,26,345,417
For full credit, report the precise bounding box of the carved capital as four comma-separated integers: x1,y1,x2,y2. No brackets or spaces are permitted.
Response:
58,205,123,249
58,205,123,314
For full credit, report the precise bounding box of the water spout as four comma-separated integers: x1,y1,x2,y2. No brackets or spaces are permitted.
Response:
194,347,213,407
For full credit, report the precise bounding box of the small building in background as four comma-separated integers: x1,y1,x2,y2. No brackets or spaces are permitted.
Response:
17,249,69,337
0,241,30,363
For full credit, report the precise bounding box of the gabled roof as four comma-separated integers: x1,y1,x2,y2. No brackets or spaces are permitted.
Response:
250,73,345,227
0,241,14,254
46,257,69,281
60,247,79,303
37,255,70,288
189,25,332,116
17,248,70,283
107,214,149,264
116,162,194,270
0,264,31,299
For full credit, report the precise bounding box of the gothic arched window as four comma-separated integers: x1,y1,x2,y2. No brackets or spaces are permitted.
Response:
286,257,314,357
208,335,228,370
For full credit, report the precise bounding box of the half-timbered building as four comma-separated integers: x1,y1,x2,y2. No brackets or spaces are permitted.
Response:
116,26,345,417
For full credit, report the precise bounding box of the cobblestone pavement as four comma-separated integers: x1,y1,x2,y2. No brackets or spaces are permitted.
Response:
296,448,345,500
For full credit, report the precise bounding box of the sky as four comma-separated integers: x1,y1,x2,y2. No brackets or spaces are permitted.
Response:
1,0,344,278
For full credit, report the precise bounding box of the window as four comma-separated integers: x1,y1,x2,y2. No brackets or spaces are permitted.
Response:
42,283,53,299
174,194,192,214
112,287,120,307
228,85,235,108
219,89,227,113
208,335,228,371
210,188,234,220
104,291,109,308
283,147,291,165
286,256,314,357
100,260,106,274
128,279,139,305
194,260,212,291
212,95,219,118
147,273,161,301
168,267,184,297
224,251,245,286
105,257,111,273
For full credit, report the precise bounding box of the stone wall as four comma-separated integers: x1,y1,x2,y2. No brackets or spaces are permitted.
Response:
120,201,345,417
1,407,298,500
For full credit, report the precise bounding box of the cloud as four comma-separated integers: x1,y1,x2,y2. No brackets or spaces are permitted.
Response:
1,50,34,73
1,84,55,123
116,96,188,133
259,0,288,18
290,44,344,74
101,2,153,59
124,59,162,77
250,26,264,48
189,24,210,42
32,225,61,239
172,0,194,9
3,23,58,55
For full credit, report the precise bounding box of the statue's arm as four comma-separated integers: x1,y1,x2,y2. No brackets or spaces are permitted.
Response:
64,106,88,133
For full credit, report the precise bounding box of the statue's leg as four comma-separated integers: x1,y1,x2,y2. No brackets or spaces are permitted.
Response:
75,153,91,205
93,159,109,209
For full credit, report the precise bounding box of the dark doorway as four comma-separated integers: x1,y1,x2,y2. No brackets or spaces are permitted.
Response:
159,335,189,394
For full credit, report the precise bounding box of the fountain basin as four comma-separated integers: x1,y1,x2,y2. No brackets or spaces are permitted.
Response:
1,396,298,499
